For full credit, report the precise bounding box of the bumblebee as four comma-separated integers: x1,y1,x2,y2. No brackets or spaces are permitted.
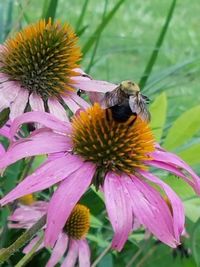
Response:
103,80,151,122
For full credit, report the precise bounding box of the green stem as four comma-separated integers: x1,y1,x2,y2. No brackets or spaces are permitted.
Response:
139,0,177,89
15,232,44,267
91,243,112,267
0,215,46,264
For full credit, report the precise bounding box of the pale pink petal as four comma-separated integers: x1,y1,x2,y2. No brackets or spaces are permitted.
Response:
0,155,84,206
88,92,105,106
71,76,117,92
0,80,20,102
73,68,91,78
0,130,71,169
0,124,11,139
10,111,71,139
45,162,96,247
61,240,79,267
46,233,69,267
10,88,29,120
122,174,178,247
103,172,133,251
48,98,69,122
69,92,90,110
62,96,80,113
139,170,185,240
78,239,91,267
23,235,44,254
29,93,45,112
151,150,200,194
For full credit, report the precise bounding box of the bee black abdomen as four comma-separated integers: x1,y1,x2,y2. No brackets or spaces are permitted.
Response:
109,104,135,122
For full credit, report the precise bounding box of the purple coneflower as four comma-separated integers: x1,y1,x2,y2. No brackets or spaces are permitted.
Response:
0,19,116,120
9,199,91,267
0,104,200,250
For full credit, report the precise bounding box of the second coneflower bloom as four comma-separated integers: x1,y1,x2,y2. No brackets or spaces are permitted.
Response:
0,104,200,250
9,200,91,267
0,19,116,120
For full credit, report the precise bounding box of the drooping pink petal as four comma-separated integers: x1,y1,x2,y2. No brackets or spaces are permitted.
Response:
151,150,200,194
45,161,96,247
62,96,80,113
10,88,29,120
0,81,20,109
10,111,71,140
8,201,48,226
0,130,71,169
147,160,194,188
61,239,79,267
48,98,69,122
46,233,69,267
71,76,117,92
0,155,84,206
78,239,90,267
103,172,133,251
29,93,45,112
122,174,178,247
139,170,185,241
23,235,44,254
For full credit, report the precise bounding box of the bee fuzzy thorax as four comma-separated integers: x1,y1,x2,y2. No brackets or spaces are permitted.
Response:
120,80,140,95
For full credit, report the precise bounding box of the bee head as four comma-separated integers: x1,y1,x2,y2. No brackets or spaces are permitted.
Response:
120,80,140,95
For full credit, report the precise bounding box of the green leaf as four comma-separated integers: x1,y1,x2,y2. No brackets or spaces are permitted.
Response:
164,105,200,150
178,143,200,165
184,198,200,222
139,0,177,89
192,218,200,267
149,93,167,142
82,0,126,56
42,0,58,21
164,175,194,199
0,108,10,128
99,254,113,267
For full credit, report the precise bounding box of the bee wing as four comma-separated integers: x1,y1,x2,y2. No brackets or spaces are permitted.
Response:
102,86,124,108
129,95,151,123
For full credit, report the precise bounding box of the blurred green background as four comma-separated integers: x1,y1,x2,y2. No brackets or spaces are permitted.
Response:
0,0,200,266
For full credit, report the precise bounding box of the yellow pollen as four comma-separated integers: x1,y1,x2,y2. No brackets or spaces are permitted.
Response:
72,103,155,174
19,194,35,205
0,19,81,99
64,204,90,240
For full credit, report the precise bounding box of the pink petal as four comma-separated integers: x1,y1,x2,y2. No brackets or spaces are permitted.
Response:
139,170,185,241
147,160,194,188
10,88,29,120
103,172,133,251
10,111,71,140
0,130,71,169
29,93,45,112
78,239,90,267
0,155,84,206
45,161,96,247
151,150,200,194
48,98,69,122
71,76,117,92
46,233,69,267
62,96,80,113
23,235,44,254
61,240,79,267
0,143,5,156
69,92,90,110
122,174,178,247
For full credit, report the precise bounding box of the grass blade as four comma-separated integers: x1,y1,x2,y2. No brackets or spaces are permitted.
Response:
75,0,90,32
42,0,59,22
139,0,177,89
4,0,13,39
82,0,126,57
